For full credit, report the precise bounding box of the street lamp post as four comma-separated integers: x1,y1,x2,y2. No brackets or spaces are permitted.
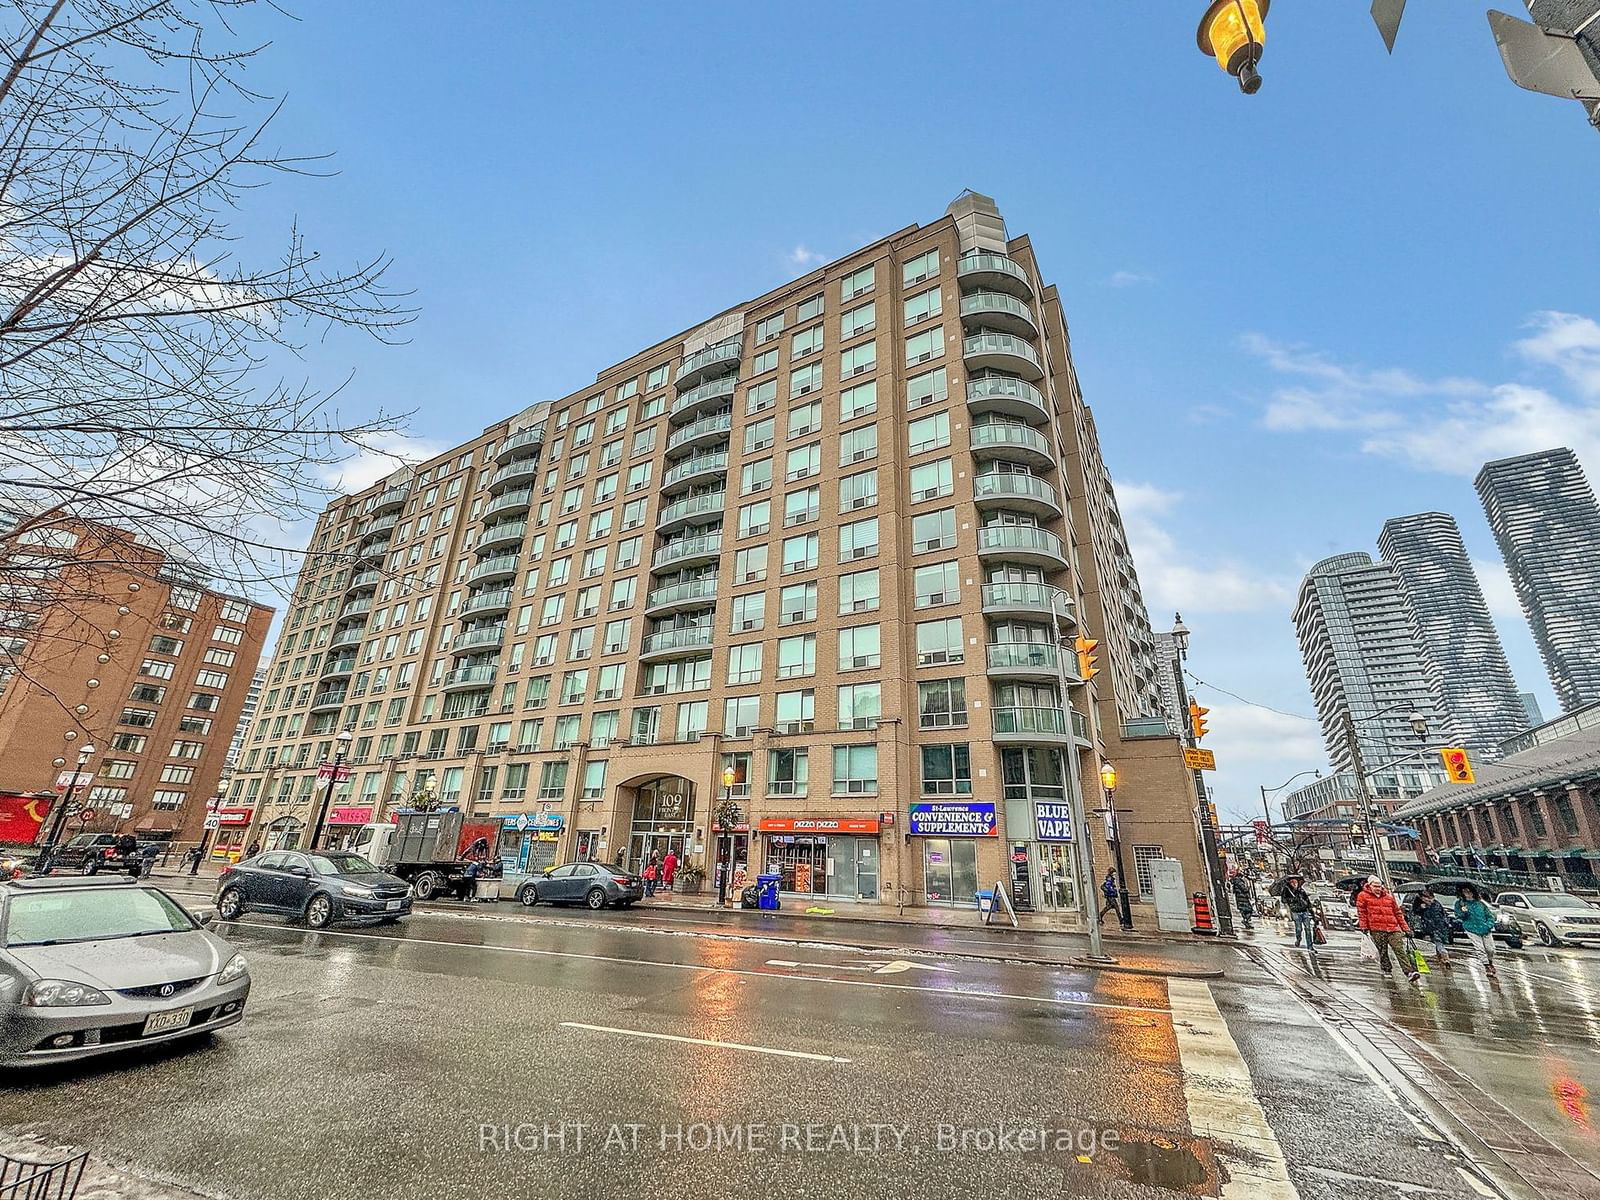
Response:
715,765,737,909
1099,762,1134,931
1170,613,1235,937
1343,706,1428,889
1197,0,1270,93
307,730,354,852
39,742,95,874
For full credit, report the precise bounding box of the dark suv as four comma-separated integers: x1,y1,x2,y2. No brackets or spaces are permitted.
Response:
215,850,412,928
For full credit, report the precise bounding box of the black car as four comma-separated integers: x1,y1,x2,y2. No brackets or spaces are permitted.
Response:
215,850,412,928
515,862,644,909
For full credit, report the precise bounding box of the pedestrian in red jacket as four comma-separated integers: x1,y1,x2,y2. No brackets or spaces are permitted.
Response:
1355,877,1420,983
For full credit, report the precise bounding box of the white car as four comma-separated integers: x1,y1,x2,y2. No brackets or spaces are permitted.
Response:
1494,890,1600,947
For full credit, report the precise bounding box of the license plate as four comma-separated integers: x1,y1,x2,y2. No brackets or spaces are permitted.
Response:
143,1006,194,1036
385,899,402,911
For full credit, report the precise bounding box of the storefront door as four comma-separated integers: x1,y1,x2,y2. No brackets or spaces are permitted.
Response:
1036,843,1078,911
922,838,979,905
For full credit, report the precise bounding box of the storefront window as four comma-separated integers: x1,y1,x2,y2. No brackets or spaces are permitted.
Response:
922,838,979,906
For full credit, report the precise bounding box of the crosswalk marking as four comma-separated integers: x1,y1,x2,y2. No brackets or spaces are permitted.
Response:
1168,978,1300,1200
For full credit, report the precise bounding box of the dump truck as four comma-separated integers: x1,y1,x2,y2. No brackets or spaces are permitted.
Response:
348,810,500,901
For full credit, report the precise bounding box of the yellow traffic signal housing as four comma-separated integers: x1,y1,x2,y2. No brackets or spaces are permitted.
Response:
1074,637,1100,681
1440,747,1475,785
1189,699,1211,743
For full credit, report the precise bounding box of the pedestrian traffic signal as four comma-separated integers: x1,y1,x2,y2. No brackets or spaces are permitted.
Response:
1439,747,1475,785
1074,636,1099,682
1189,699,1210,742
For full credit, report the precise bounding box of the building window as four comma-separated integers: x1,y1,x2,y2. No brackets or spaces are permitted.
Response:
839,341,876,379
727,643,762,685
838,517,878,563
916,617,965,666
781,533,818,574
755,312,785,344
838,624,881,671
837,683,881,730
921,744,973,795
778,581,818,625
784,442,820,482
908,411,951,455
775,689,814,734
151,789,186,810
839,425,877,466
918,678,968,728
909,458,953,501
129,683,166,704
789,362,822,399
768,747,808,796
912,508,957,553
741,459,772,495
790,325,823,360
796,294,823,322
738,500,771,539
914,561,960,609
841,380,877,421
903,249,939,286
776,634,816,680
724,695,759,737
841,301,875,339
841,264,875,300
832,745,878,795
730,593,765,634
905,329,943,366
746,379,777,414
783,486,819,528
904,287,942,326
745,418,775,454
788,401,821,441
139,659,175,680
839,568,880,614
538,761,568,800
1132,846,1165,899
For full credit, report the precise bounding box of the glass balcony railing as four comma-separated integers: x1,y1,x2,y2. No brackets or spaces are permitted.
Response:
674,340,742,387
985,642,1062,674
663,450,729,489
462,588,513,616
966,375,1049,420
653,534,722,569
991,705,1070,738
467,554,519,583
977,525,1067,561
666,412,733,452
646,578,718,611
641,627,715,656
973,473,1060,512
970,422,1051,460
452,625,506,652
443,664,498,689
956,252,1034,298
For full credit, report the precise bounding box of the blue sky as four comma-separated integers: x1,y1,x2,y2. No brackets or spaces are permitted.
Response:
231,2,1599,821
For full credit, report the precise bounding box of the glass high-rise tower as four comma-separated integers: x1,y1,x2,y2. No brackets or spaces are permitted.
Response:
1476,448,1600,713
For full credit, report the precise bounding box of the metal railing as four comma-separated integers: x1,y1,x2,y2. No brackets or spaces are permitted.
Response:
0,1148,88,1199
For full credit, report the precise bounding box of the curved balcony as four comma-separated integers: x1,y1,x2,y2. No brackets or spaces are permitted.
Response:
451,625,506,654
639,626,715,663
495,424,546,464
674,340,742,389
969,422,1054,470
442,664,498,692
645,577,718,618
320,654,357,680
976,525,1069,571
475,519,527,555
467,554,519,586
960,291,1038,338
656,490,727,535
309,688,348,715
357,531,392,557
344,569,382,596
484,487,533,519
985,641,1064,681
670,375,737,422
966,375,1049,424
370,485,409,517
981,582,1075,624
963,332,1043,382
328,624,365,651
488,458,541,494
361,513,400,538
972,473,1061,519
653,533,722,571
661,450,729,493
666,411,733,455
991,705,1072,744
338,597,373,620
461,587,513,618
956,253,1034,299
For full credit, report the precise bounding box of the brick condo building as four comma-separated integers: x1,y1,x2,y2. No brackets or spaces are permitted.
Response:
0,515,272,847
226,193,1206,916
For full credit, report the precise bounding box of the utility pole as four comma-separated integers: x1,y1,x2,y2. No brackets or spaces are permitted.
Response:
1343,712,1394,890
1052,596,1109,961
307,730,353,852
1170,615,1235,937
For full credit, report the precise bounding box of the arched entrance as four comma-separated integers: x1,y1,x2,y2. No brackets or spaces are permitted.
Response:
623,776,697,871
264,815,304,851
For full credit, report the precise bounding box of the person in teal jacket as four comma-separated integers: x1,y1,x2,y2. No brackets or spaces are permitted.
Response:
1454,884,1499,978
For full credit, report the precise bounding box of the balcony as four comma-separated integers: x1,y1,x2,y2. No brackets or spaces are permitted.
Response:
320,654,357,679
462,587,513,618
328,624,365,651
484,487,533,519
443,664,498,692
666,411,733,455
670,375,737,422
956,252,1034,299
980,582,1075,624
370,484,409,516
309,689,349,714
645,577,718,617
966,375,1049,423
969,421,1054,469
976,525,1069,571
653,533,722,571
656,490,727,535
357,530,392,557
494,424,546,464
360,513,400,538
661,449,729,493
487,458,540,494
985,641,1064,681
451,624,506,654
963,332,1044,382
344,569,382,595
972,473,1061,518
960,291,1038,338
467,554,519,585
674,340,742,389
639,626,715,662
338,597,373,619
475,519,527,554
990,705,1072,745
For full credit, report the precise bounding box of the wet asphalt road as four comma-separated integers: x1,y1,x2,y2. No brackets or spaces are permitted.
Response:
2,896,1599,1200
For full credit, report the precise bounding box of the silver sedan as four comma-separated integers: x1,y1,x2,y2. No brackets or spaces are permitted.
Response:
0,875,249,1068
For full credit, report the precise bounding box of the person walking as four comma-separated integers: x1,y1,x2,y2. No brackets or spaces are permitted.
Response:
1409,885,1453,971
1096,869,1120,924
138,841,160,878
642,858,657,897
1229,869,1255,931
661,848,678,892
245,839,261,859
1454,884,1499,979
1355,876,1421,983
1270,871,1319,952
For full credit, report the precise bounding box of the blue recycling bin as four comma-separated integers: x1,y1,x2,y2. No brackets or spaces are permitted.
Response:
756,873,781,910
976,889,995,915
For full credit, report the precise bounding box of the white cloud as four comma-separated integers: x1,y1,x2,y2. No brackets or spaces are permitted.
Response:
317,432,450,493
1116,481,1294,613
1200,700,1328,822
1472,556,1521,620
787,245,826,270
1516,311,1600,400
1106,269,1152,288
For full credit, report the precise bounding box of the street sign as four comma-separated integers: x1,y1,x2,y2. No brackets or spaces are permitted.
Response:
1253,819,1269,846
1184,747,1216,771
315,764,353,784
77,809,94,825
54,771,93,793
203,814,221,830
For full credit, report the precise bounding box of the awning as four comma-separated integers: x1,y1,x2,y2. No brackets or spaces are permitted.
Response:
134,816,176,834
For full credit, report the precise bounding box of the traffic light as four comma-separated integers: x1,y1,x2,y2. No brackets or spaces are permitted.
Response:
1189,699,1211,743
1074,636,1099,682
1440,747,1475,785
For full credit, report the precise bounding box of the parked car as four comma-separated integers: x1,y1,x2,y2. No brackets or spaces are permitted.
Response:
215,850,412,928
0,875,248,1068
514,862,643,909
1392,881,1526,949
45,833,122,873
1493,890,1600,947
